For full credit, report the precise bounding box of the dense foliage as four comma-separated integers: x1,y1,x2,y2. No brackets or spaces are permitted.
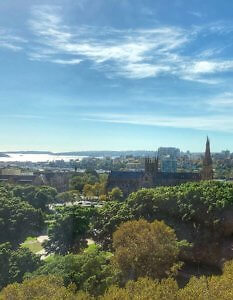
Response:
90,201,132,250
69,170,100,192
13,185,57,211
5,262,233,300
127,181,233,226
108,187,124,201
2,181,233,298
0,243,41,290
0,275,92,300
101,277,178,300
70,171,107,197
178,260,233,299
126,181,233,266
0,186,43,247
30,245,118,296
44,206,95,254
113,219,183,280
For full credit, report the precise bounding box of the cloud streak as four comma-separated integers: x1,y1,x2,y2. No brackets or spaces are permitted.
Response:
1,5,233,83
83,112,233,132
25,5,233,83
0,28,27,51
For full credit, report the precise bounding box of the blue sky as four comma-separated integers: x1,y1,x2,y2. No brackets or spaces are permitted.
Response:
2,0,233,151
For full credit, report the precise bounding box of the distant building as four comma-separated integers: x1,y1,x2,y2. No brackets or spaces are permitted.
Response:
0,170,72,192
107,138,213,195
0,168,21,176
161,157,177,173
158,147,180,159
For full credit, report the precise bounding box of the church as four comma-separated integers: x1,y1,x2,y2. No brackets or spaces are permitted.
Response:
107,138,213,195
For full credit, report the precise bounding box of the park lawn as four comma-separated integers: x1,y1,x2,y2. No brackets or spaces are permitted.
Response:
21,236,43,254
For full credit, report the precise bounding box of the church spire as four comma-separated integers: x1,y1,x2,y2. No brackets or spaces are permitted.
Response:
203,136,212,166
201,136,213,180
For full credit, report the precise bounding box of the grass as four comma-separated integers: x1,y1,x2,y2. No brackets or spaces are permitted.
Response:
21,236,43,254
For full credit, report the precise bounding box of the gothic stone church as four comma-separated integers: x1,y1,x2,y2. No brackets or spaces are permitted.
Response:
107,138,213,195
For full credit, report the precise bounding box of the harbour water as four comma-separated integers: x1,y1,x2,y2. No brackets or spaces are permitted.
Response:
0,153,87,162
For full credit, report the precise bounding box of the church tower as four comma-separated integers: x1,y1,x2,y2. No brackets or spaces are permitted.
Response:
143,157,158,187
201,137,213,180
145,157,158,174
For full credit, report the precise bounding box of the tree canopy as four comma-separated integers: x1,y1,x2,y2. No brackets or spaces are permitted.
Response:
127,181,233,227
13,185,57,211
108,187,124,202
0,186,43,247
101,277,178,300
112,219,183,280
0,243,42,290
44,206,95,255
0,275,92,300
30,245,118,296
90,201,132,250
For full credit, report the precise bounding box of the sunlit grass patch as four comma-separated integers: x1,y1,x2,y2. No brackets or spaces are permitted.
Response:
21,236,43,254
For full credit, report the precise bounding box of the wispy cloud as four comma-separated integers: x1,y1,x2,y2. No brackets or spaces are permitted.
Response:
0,28,27,51
208,92,233,109
50,58,82,65
22,5,233,82
83,112,233,132
188,11,204,18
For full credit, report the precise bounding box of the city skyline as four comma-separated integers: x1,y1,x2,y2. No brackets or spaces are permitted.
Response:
2,1,233,151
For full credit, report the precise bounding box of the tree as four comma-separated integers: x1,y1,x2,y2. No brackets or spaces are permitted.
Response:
44,206,95,255
0,187,43,247
0,243,42,290
127,181,233,228
101,277,178,300
108,187,123,202
29,245,119,296
69,172,99,193
0,275,92,300
83,184,95,197
13,185,57,211
90,201,132,250
112,219,183,280
70,175,86,192
178,260,233,300
126,182,233,268
99,195,108,202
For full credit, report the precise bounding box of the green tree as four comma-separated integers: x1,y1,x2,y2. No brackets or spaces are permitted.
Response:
0,243,42,290
127,181,233,227
30,245,118,296
13,185,57,211
101,277,178,300
178,260,233,300
70,175,86,192
0,275,91,300
113,219,183,280
83,184,95,197
70,171,99,193
0,187,43,247
90,201,132,250
108,187,123,202
126,181,233,267
44,206,95,255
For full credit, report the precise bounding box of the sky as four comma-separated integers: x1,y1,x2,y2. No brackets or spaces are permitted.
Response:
2,0,233,152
